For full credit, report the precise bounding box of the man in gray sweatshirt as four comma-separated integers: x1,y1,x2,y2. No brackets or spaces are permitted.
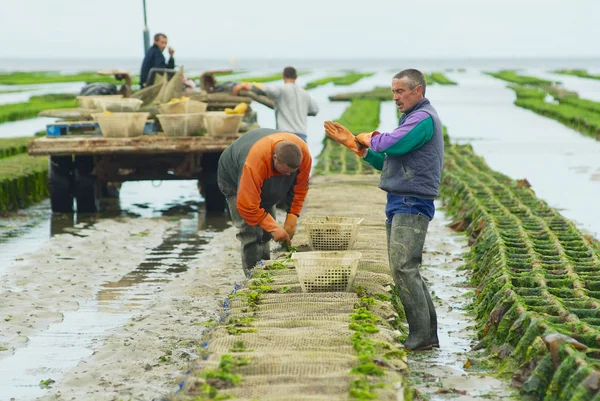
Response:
235,67,319,142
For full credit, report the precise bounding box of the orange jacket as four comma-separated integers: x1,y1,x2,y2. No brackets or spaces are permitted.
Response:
237,133,311,232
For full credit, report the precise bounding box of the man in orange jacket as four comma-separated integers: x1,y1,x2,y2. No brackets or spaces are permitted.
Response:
217,128,312,276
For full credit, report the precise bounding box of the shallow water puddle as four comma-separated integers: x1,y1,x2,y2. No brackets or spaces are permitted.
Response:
0,212,230,400
407,206,519,400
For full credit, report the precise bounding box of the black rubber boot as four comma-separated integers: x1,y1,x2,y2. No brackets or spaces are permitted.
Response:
388,213,436,351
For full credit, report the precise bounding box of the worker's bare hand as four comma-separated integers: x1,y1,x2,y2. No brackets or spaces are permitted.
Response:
168,47,175,56
272,227,291,246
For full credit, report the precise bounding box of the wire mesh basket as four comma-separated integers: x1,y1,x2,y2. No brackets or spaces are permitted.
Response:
302,216,364,251
203,112,243,136
76,95,123,109
91,112,149,138
93,98,143,112
292,251,362,293
156,113,205,136
157,99,208,114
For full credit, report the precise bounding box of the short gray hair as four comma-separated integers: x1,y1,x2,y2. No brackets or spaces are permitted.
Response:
393,69,426,96
274,141,302,169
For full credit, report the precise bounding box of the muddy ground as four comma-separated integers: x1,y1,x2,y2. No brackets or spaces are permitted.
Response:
0,175,523,401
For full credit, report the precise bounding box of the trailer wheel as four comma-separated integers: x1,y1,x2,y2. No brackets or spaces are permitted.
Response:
101,182,121,198
74,156,100,213
49,156,74,213
202,176,226,213
200,153,226,213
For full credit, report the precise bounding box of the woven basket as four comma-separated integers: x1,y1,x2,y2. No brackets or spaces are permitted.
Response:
158,99,207,114
156,113,205,137
94,98,143,112
302,216,364,251
292,251,361,293
91,112,149,138
76,95,123,109
203,112,243,136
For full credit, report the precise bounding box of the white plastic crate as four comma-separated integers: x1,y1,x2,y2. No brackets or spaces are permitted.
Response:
292,251,361,292
302,216,364,251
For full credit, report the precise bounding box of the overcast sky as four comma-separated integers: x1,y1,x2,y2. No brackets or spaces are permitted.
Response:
3,0,599,60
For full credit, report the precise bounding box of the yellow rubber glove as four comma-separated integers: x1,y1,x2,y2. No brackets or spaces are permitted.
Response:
355,131,380,148
283,213,298,240
323,121,366,157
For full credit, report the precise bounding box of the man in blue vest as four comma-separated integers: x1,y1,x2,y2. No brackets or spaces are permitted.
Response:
140,33,175,87
324,69,444,351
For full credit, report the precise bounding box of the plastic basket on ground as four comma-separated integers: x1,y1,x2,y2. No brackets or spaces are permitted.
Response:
203,111,243,136
158,99,207,114
292,251,362,293
76,95,123,109
156,113,205,137
302,216,364,251
91,112,149,138
93,98,143,112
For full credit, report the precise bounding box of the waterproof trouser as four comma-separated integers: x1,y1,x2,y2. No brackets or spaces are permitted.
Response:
226,196,274,277
386,213,439,351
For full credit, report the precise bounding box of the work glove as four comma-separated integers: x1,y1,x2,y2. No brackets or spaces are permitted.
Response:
271,226,291,246
355,131,380,148
283,213,298,240
324,121,366,157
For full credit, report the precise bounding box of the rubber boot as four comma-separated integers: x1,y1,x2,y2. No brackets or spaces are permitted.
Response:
388,213,435,351
422,279,439,348
239,233,263,277
226,196,265,277
260,231,272,261
388,222,438,346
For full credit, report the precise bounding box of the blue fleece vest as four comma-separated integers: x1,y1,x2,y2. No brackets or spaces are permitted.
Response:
378,98,444,199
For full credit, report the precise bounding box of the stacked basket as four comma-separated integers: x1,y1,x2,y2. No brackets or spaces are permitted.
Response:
293,216,364,293
86,95,149,138
156,99,208,137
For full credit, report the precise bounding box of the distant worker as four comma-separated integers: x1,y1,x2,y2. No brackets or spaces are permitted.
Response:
324,69,444,352
217,128,312,276
140,33,175,87
233,67,319,142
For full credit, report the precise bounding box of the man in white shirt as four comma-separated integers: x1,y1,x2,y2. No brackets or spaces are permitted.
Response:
234,67,319,142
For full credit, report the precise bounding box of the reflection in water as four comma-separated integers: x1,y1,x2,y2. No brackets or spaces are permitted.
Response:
0,197,231,399
97,212,229,306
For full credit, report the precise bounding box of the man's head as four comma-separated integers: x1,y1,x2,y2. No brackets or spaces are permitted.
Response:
273,141,302,175
154,33,168,51
282,66,298,83
392,69,426,113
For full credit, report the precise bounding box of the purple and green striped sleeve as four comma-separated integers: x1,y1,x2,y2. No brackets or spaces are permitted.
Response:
370,111,434,156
